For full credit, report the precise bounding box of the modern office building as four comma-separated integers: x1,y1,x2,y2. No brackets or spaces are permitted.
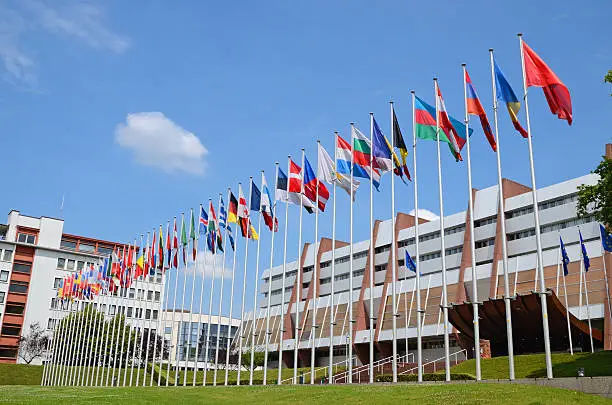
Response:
243,144,612,368
0,211,163,364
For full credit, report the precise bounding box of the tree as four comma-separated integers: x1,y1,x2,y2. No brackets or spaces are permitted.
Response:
577,156,612,228
240,350,265,370
605,70,612,96
18,322,49,364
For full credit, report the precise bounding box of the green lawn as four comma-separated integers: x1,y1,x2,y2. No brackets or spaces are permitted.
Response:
0,384,608,404
0,364,43,385
451,351,612,379
176,365,345,385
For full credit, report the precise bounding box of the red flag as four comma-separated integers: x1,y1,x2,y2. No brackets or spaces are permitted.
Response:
522,40,572,125
465,69,497,152
288,160,302,193
172,219,179,268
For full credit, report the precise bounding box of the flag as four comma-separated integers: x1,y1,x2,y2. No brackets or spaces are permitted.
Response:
303,155,330,211
317,142,360,198
199,205,209,235
288,160,316,212
226,224,236,251
190,208,197,261
158,225,164,270
494,60,529,138
352,125,381,188
209,200,223,253
579,230,590,272
405,250,417,273
238,183,256,239
172,219,178,268
560,236,570,276
600,224,612,252
372,117,394,172
165,223,171,268
136,254,145,277
251,181,262,212
181,215,188,265
465,68,497,151
275,167,313,213
522,40,572,125
261,174,278,232
392,107,411,181
228,193,238,224
437,85,470,161
220,198,235,249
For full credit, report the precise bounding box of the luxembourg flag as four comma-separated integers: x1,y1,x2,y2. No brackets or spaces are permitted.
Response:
303,155,329,212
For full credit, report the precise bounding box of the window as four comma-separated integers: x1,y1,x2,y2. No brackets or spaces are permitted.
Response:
445,224,465,235
79,243,95,253
47,318,57,330
375,244,391,254
303,265,314,273
353,268,365,277
4,303,24,315
507,228,536,241
419,231,440,242
541,215,594,234
1,324,21,336
17,233,36,244
98,246,113,256
354,251,368,259
153,310,158,320
2,249,13,262
0,270,8,282
320,277,331,285
334,273,349,282
155,291,161,302
475,238,495,249
147,290,153,301
77,261,85,271
127,307,133,317
420,251,441,261
66,259,75,270
56,258,66,270
375,264,387,272
9,281,28,294
335,255,350,264
137,289,144,299
0,291,4,303
0,347,17,359
320,261,331,268
109,305,116,315
60,239,77,250
12,263,31,274
445,246,463,256
53,278,62,289
129,288,135,299
165,327,172,335
474,216,497,228
145,309,152,320
302,282,310,289
398,238,415,247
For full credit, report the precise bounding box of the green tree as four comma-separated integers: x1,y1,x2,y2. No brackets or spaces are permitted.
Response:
240,349,265,370
577,156,612,228
606,70,612,96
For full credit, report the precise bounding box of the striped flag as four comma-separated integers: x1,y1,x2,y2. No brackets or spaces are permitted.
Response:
465,68,497,151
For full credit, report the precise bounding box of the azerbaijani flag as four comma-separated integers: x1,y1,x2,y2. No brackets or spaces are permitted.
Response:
494,60,529,138
351,125,381,189
465,69,497,151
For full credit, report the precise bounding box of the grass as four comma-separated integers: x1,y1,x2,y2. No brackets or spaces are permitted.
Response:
451,351,612,379
0,364,43,385
0,384,609,404
177,366,345,385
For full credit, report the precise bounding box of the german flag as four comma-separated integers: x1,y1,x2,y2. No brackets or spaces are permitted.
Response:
228,192,238,224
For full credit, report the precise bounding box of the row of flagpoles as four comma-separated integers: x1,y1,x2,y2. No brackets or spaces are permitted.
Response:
41,34,578,387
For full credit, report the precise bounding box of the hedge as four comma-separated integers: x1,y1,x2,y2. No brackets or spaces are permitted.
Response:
375,373,475,382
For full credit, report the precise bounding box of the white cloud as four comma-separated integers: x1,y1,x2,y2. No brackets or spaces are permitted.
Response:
115,112,208,175
408,208,439,221
185,250,232,279
0,0,129,87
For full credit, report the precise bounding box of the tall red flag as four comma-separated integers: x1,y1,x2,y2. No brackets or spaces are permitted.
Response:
522,40,572,125
465,69,497,151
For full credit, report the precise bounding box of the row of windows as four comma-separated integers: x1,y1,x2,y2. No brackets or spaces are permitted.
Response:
0,248,13,262
60,238,115,256
445,224,466,235
475,238,495,249
445,246,463,256
474,216,496,228
17,232,36,245
419,231,440,242
505,193,577,219
375,244,391,254
267,285,294,297
507,215,595,241
398,238,415,247
0,291,4,303
420,251,441,261
57,257,99,272
0,270,8,282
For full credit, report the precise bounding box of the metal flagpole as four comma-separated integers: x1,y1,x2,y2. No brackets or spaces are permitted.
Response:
213,198,230,386
559,245,573,355
42,295,59,385
250,173,265,385
172,214,188,386
194,207,210,385
99,264,117,386
156,225,171,386
165,220,180,386
581,255,594,352
90,260,112,387
57,298,74,386
111,247,130,386
82,289,101,385
411,91,423,382
263,164,279,385
489,49,516,380
151,268,167,386
46,297,61,386
128,238,144,386
203,203,221,387
518,33,553,379
237,179,254,385
406,278,416,356
108,247,128,386
64,298,81,386
422,275,432,329
137,233,151,386
310,144,321,384
277,156,291,385
182,213,197,386
599,233,612,324
435,77,451,382
293,149,305,384
77,297,94,385
69,298,86,385
389,102,398,382
348,124,356,384
368,113,375,384
225,194,240,385
59,298,78,385
119,242,138,386
329,133,338,384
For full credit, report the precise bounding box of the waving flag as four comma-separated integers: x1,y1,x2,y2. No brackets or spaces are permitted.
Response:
579,230,590,271
494,60,529,138
219,198,234,250
465,68,497,151
251,181,262,212
165,223,171,268
303,155,330,211
560,236,570,276
158,225,164,270
199,205,209,235
287,160,315,213
261,174,278,231
317,142,359,198
522,40,572,125
209,200,223,253
437,85,469,161
600,224,612,252
392,107,411,181
238,183,258,240
228,193,238,224
181,215,188,265
372,117,394,172
352,125,381,188
190,208,197,261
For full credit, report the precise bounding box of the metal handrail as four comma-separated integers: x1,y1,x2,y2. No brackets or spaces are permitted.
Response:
398,348,467,376
331,352,415,384
279,356,356,384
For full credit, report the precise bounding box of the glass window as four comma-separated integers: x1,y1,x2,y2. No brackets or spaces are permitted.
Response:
127,307,133,317
0,291,4,303
53,278,62,289
0,347,17,359
145,309,151,320
79,243,95,253
137,289,144,299
147,290,153,301
17,233,36,244
129,288,135,299
155,291,161,302
66,259,75,270
98,246,113,255
110,305,116,315
13,263,31,274
1,324,21,336
47,318,57,330
0,270,8,282
2,250,13,261
153,310,158,320
9,281,28,293
76,261,85,271
56,258,65,270
4,303,24,315
60,239,77,250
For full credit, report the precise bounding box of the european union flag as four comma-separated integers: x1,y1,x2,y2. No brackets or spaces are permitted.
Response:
560,236,570,276
579,230,590,272
600,224,612,252
405,250,421,276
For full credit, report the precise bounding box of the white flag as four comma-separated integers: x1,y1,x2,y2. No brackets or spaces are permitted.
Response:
317,143,359,199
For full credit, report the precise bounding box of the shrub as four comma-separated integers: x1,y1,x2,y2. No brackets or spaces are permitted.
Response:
375,373,475,382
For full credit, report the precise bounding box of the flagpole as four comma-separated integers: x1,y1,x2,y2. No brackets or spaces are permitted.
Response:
137,233,151,386
435,77,452,382
559,244,573,355
181,211,197,386
599,232,612,325
308,144,320,384
119,242,138,386
518,33,553,379
348,125,356,384
112,245,131,386
238,179,253,385
278,156,291,385
126,240,142,386
70,297,87,385
250,174,264,385
389,102,399,382
488,49,516,380
264,164,279,385
92,276,109,387
42,294,59,385
411,91,423,383
46,296,62,386
365,113,374,384
55,298,70,385
581,251,594,352
329,133,338,384
165,219,179,386
64,298,81,385
195,206,211,385
204,198,222,386
156,224,171,386
85,270,104,386
60,297,78,385
153,268,167,386
225,192,240,385
77,295,95,385
101,255,119,386
214,197,230,386
170,215,187,385
293,149,305,384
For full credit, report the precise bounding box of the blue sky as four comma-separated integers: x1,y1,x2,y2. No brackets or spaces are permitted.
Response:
1,0,610,313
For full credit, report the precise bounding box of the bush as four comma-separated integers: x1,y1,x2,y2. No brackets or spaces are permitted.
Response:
375,373,475,382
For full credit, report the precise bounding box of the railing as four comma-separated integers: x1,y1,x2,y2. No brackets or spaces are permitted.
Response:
280,356,356,385
399,348,467,375
331,352,415,384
